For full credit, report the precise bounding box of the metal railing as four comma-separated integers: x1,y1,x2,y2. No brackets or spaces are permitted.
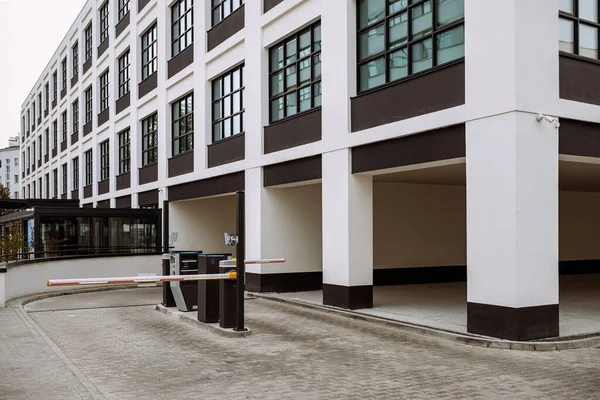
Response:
0,245,161,263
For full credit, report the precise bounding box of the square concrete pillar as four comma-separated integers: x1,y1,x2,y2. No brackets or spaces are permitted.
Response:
466,112,559,340
322,149,373,309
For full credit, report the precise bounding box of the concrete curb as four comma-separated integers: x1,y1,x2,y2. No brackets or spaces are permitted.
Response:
8,284,147,307
249,292,600,351
155,304,252,338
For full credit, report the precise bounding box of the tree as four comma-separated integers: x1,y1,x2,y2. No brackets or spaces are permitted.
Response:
0,183,12,216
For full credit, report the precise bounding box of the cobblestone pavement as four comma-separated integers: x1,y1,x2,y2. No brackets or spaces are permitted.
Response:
1,288,599,399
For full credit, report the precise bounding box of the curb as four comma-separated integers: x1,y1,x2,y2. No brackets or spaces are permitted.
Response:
9,284,151,307
249,292,600,351
155,304,252,338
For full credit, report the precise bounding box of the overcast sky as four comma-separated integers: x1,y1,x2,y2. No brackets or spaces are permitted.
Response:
0,0,85,148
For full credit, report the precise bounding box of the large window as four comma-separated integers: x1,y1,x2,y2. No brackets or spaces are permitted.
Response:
100,70,109,112
53,169,58,198
52,71,58,103
100,1,110,44
44,129,49,157
44,83,49,112
61,111,68,142
357,0,465,92
212,0,244,26
72,99,79,134
118,0,130,21
52,120,58,150
45,173,50,198
85,86,93,124
72,157,79,189
72,41,79,77
84,150,92,186
171,93,193,155
62,163,68,194
269,22,322,122
118,128,130,174
141,113,158,166
85,23,92,62
100,140,110,180
172,0,193,57
118,50,130,98
61,58,67,91
141,23,158,80
560,0,600,59
212,64,244,141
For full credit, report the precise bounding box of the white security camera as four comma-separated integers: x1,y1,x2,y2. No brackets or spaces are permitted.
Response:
536,113,560,129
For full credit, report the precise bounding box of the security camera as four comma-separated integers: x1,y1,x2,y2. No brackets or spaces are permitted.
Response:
224,232,238,247
536,113,560,129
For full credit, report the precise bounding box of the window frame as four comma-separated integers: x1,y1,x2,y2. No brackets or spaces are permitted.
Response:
72,99,79,134
99,140,110,181
118,49,130,98
72,41,79,77
171,92,194,156
61,111,68,142
99,1,110,44
118,128,131,174
171,0,194,57
100,69,110,112
52,168,58,198
212,63,245,141
85,22,93,62
44,83,49,112
141,23,158,80
559,1,600,60
211,0,244,27
141,113,158,166
356,0,465,94
118,0,130,21
52,120,58,150
61,58,68,91
84,150,93,186
84,86,93,124
52,71,58,102
72,156,79,189
62,163,68,195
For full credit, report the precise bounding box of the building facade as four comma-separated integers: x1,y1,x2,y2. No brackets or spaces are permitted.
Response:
18,0,600,341
0,138,21,199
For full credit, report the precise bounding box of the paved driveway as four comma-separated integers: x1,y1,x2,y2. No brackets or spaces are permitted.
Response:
0,287,599,399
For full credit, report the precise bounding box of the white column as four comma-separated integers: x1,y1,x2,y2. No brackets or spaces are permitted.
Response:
244,0,264,164
466,112,559,340
322,148,373,309
244,167,263,277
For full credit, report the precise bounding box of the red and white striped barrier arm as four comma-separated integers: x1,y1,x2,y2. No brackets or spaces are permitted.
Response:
47,272,237,287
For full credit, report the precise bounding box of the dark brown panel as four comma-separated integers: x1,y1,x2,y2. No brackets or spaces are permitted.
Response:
207,5,245,52
139,163,158,184
70,74,78,88
71,189,79,200
138,72,157,99
169,171,244,201
44,154,49,163
138,0,150,12
115,194,131,208
352,124,465,173
559,259,600,275
97,38,109,58
60,88,67,99
168,150,194,177
61,193,67,199
52,99,57,109
559,119,600,158
83,184,93,198
38,116,42,125
83,122,92,136
115,11,130,38
138,189,159,206
97,199,110,208
351,61,465,132
322,284,373,310
263,155,321,187
116,172,131,190
44,109,48,118
52,148,57,158
97,179,109,195
467,303,559,341
246,272,322,293
559,55,600,106
97,109,109,127
82,58,92,75
264,0,284,12
61,140,67,152
82,202,93,208
71,132,78,145
167,45,193,79
37,159,41,168
264,108,322,154
116,92,130,115
207,133,245,168
374,266,466,286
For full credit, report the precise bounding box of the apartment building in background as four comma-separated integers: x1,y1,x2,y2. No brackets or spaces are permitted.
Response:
0,137,21,199
17,0,600,342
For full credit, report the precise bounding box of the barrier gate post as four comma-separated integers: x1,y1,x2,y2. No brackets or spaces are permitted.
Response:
235,190,246,332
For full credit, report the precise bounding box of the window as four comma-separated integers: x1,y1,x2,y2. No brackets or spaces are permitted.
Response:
171,93,193,155
100,1,110,44
26,110,30,132
141,113,158,166
14,192,18,199
100,140,110,181
38,93,42,118
357,0,464,92
14,175,18,183
85,23,93,62
72,41,79,77
560,0,600,59
84,150,92,186
52,71,58,103
38,136,42,161
212,64,244,141
72,157,79,189
61,58,67,91
269,22,322,122
85,86,93,124
100,70,109,112
141,23,158,80
52,120,58,150
72,99,79,134
61,111,68,142
118,129,130,174
45,173,50,198
44,129,49,156
118,50,130,98
212,0,244,26
172,0,193,57
14,158,18,167
44,83,49,112
62,163,68,194
118,0,130,21
53,169,58,198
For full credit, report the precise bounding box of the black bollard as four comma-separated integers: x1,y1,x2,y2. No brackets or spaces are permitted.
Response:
234,191,246,331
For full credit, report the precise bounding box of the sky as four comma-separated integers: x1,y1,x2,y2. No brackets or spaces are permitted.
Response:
0,0,86,148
